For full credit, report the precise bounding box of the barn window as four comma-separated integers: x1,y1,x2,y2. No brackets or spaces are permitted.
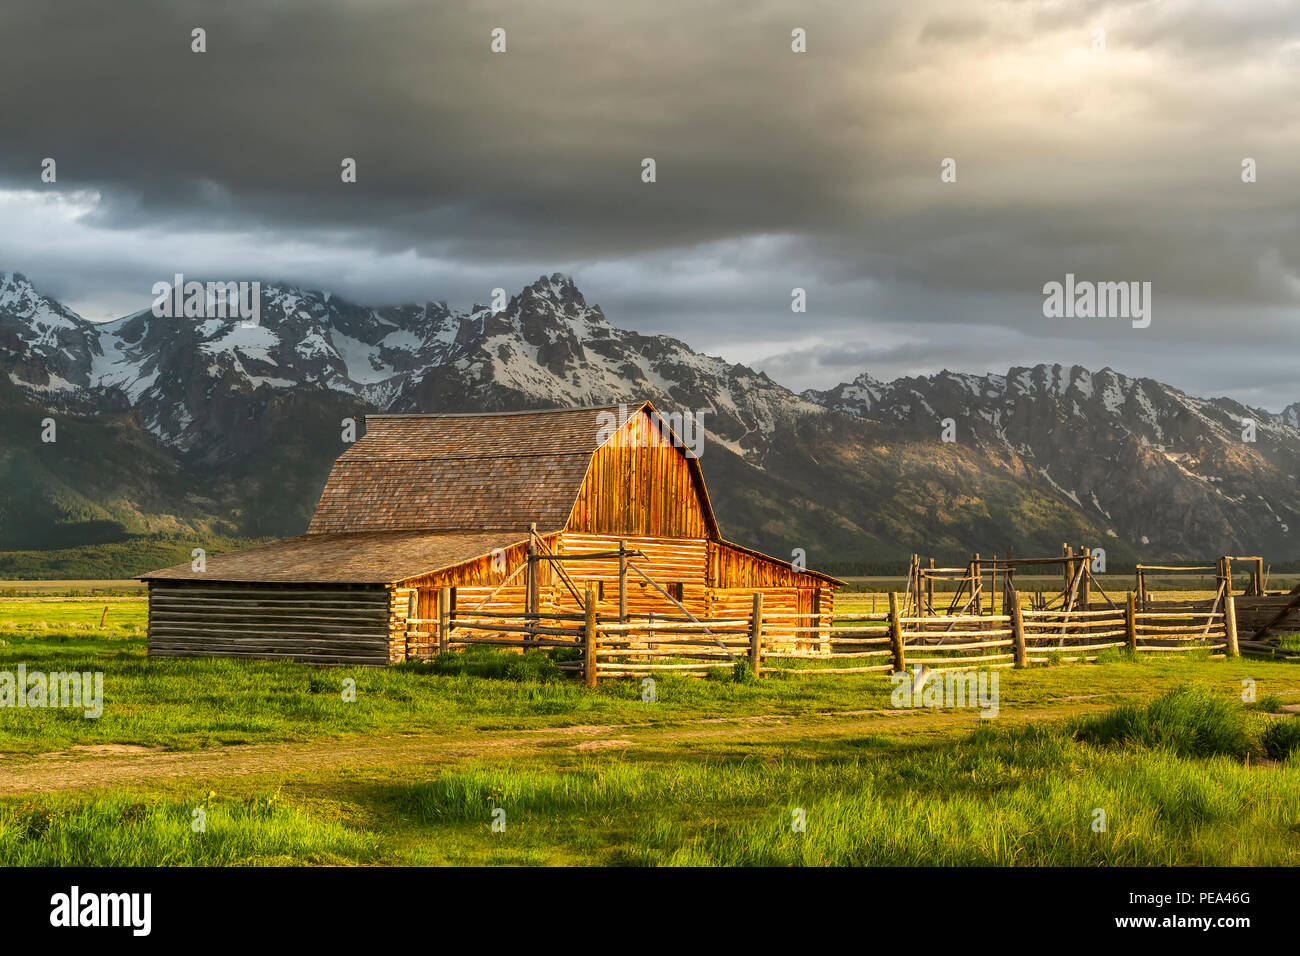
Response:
596,581,605,601
668,583,684,602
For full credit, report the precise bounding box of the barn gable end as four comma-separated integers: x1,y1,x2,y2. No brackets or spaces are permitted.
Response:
565,404,717,539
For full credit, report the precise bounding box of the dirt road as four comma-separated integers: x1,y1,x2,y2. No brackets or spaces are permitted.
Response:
0,700,1112,795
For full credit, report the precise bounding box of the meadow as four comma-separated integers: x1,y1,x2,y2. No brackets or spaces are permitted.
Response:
1,594,1299,866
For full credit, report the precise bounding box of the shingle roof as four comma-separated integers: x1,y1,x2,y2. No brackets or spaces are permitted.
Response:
307,405,630,534
139,530,528,584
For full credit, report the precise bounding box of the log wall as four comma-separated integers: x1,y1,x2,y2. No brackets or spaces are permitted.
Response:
147,581,391,666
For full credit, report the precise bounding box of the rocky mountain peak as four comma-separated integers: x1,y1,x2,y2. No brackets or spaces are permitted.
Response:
0,271,100,390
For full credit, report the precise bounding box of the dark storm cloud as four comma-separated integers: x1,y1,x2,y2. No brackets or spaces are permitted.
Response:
0,0,1297,407
0,0,866,250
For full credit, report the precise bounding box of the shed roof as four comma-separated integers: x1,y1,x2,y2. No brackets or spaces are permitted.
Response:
139,530,528,584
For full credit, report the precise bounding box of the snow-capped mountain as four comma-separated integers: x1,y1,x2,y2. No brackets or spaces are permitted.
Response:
805,364,1300,437
803,364,1300,560
0,272,103,391
3,272,811,461
2,270,1298,566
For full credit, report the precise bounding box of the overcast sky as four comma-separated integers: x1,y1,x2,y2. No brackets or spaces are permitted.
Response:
1,0,1298,409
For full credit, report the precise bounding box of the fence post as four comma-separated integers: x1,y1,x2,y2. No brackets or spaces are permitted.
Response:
889,591,906,673
1224,590,1240,658
927,557,935,616
438,587,450,656
1125,591,1138,655
1062,543,1073,607
990,555,998,616
584,583,598,688
1009,587,1026,668
748,591,764,677
1081,548,1092,609
906,554,918,617
525,530,537,627
618,539,628,623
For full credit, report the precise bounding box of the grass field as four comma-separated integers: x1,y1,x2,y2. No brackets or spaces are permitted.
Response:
0,596,146,635
1,594,1299,866
0,580,145,597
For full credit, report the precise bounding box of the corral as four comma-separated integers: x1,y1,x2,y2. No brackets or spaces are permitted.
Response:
393,546,1296,684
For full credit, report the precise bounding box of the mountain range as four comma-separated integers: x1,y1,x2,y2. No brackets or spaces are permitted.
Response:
2,270,1298,576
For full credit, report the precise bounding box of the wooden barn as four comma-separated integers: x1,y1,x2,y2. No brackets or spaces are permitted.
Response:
141,402,842,665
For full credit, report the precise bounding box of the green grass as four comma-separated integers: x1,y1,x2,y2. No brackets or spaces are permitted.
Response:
0,597,147,636
1262,719,1300,761
1071,684,1255,759
618,733,1300,866
5,695,1299,866
0,790,380,866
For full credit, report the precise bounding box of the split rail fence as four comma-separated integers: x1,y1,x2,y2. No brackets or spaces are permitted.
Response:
405,582,1239,685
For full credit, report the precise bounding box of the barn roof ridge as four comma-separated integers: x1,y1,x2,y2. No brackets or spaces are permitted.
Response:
365,401,642,420
338,449,594,462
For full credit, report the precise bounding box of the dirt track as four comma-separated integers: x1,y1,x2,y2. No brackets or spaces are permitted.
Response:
0,701,1110,795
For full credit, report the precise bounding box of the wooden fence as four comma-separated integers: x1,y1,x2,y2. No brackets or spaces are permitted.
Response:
405,582,1240,684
